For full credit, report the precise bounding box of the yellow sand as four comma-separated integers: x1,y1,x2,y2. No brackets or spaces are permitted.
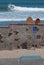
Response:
0,49,44,58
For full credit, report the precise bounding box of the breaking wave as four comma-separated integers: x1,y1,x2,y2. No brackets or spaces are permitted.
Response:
0,4,44,22
8,4,44,12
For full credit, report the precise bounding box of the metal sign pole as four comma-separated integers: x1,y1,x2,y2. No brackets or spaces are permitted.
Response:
33,26,35,50
33,25,38,50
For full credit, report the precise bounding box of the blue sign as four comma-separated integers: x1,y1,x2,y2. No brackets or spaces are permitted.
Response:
20,55,41,59
33,26,38,33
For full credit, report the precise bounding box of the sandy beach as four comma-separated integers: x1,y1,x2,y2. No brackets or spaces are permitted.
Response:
0,48,44,58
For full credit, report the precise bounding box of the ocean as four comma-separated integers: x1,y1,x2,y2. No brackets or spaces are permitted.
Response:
0,0,44,26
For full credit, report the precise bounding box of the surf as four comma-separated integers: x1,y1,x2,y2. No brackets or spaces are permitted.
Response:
8,4,44,12
0,4,44,22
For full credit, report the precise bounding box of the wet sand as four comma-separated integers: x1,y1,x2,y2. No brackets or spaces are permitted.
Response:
0,58,44,65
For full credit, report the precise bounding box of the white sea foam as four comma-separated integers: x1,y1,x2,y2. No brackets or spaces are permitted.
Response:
0,18,26,22
0,18,44,22
8,4,44,12
0,5,44,22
